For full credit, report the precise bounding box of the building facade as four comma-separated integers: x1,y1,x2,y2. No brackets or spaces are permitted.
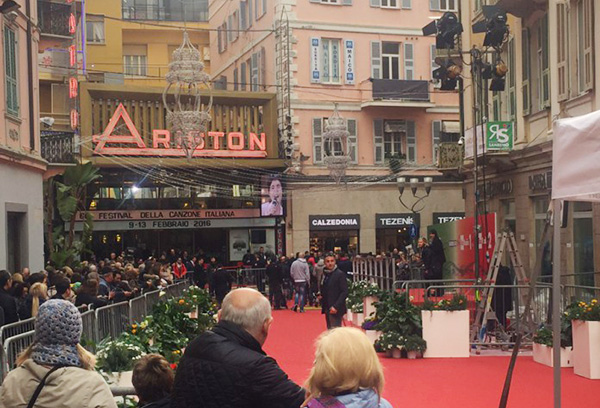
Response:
1,0,46,272
456,0,600,284
209,0,464,255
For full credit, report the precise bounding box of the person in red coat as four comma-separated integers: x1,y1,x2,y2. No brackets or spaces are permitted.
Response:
172,258,187,280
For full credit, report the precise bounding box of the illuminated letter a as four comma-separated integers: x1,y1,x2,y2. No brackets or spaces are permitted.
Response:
92,103,146,153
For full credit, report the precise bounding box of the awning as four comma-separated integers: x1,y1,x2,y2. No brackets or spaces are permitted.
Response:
442,121,460,134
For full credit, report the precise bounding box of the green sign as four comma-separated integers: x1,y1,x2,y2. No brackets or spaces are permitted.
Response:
486,121,514,150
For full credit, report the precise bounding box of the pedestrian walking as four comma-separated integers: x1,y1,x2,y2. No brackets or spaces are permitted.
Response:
290,256,310,312
320,253,348,329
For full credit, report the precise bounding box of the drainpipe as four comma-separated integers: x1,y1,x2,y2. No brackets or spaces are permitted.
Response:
26,0,35,153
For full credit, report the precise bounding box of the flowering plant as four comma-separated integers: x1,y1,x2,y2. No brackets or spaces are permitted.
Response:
374,331,406,351
533,321,573,348
564,299,600,321
404,334,427,353
422,292,468,311
346,280,382,313
361,317,379,331
96,338,145,373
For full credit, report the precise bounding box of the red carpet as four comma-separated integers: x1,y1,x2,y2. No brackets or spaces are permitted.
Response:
264,309,600,408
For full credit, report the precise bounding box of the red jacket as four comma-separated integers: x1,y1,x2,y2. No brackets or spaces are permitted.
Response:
173,263,187,279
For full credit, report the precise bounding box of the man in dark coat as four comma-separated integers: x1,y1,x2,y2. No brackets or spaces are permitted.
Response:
320,254,349,329
0,270,19,324
172,288,304,408
428,229,447,296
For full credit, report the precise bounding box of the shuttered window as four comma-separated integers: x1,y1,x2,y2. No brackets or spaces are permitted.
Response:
538,15,549,109
406,121,416,163
371,41,381,79
233,68,239,91
240,62,247,91
348,118,358,163
251,53,259,91
4,26,19,116
522,28,531,115
260,47,266,90
322,38,341,84
578,0,594,92
404,43,414,80
556,4,568,101
432,120,441,164
313,118,323,164
373,119,384,164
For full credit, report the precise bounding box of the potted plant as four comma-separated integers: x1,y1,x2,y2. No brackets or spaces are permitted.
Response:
362,281,381,320
421,292,469,358
533,322,573,368
374,331,405,359
404,335,427,359
96,337,145,386
565,299,600,379
362,317,381,344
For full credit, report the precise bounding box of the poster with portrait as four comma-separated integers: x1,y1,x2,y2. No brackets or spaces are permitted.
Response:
260,175,285,217
229,229,250,262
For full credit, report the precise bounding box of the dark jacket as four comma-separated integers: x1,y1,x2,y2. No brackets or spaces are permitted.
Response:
266,263,282,286
75,292,108,309
320,267,349,315
172,321,304,408
0,288,18,324
140,396,171,408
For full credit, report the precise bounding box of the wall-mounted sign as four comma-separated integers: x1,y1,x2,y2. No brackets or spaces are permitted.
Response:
478,179,513,198
309,214,360,231
76,208,260,222
376,213,420,229
344,39,355,85
486,121,514,151
310,37,321,83
73,217,275,232
529,171,552,192
92,104,268,158
433,212,465,224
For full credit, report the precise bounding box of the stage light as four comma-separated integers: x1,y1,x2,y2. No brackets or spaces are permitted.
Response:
489,60,508,91
472,6,509,48
422,12,463,50
433,59,462,90
0,0,20,14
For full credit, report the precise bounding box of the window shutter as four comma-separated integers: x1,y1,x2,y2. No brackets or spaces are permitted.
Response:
241,62,247,91
342,0,353,4
347,118,358,163
406,120,416,163
370,0,381,7
402,0,411,8
240,2,247,30
233,68,239,91
429,0,440,10
251,52,259,91
373,119,384,164
313,118,323,164
521,28,530,115
255,0,259,20
248,0,253,27
404,43,414,80
556,4,568,101
431,120,442,164
260,47,266,89
370,41,381,79
310,37,321,83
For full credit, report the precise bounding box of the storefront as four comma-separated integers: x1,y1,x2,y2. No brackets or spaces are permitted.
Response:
375,213,420,253
432,212,465,225
308,215,360,254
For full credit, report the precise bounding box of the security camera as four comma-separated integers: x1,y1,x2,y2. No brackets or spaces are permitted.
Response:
40,117,55,128
5,11,18,22
457,138,464,146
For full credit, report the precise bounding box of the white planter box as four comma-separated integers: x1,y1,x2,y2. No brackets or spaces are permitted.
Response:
352,312,364,327
533,344,574,368
346,310,353,322
365,330,381,344
105,370,133,387
363,296,379,320
422,310,470,358
572,320,600,379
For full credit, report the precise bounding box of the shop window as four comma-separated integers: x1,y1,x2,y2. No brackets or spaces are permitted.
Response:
501,200,516,233
573,201,594,286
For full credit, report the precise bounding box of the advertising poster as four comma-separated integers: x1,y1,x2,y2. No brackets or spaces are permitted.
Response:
428,213,497,280
229,229,250,262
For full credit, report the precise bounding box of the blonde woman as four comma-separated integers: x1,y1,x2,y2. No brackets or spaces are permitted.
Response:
19,282,48,319
0,300,116,408
304,327,393,408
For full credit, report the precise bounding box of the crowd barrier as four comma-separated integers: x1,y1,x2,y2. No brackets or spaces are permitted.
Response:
233,268,267,293
0,280,189,383
352,257,395,291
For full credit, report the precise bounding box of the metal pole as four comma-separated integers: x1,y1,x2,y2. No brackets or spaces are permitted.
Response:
552,199,562,408
471,49,480,281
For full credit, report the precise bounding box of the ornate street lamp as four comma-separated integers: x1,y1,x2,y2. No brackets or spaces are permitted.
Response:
397,176,433,213
163,31,212,160
323,103,351,184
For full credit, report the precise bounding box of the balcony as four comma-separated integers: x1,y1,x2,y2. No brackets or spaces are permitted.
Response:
362,79,432,109
38,1,72,38
41,131,77,164
122,1,208,22
437,142,463,170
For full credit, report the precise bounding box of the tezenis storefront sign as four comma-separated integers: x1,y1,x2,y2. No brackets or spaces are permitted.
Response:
309,215,360,231
92,103,267,158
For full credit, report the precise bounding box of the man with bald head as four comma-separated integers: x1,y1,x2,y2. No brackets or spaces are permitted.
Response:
172,288,304,408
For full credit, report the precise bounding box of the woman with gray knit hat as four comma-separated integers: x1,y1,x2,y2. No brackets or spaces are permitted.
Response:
0,299,117,408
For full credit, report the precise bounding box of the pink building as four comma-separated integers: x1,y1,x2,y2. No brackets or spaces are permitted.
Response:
210,0,464,254
0,0,46,272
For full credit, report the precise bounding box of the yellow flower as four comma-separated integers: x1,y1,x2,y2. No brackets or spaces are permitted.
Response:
587,308,593,312
174,350,181,355
132,329,137,334
592,299,598,304
132,324,137,329
178,299,185,305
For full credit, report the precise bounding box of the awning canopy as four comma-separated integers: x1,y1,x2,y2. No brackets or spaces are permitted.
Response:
442,121,460,134
552,109,600,202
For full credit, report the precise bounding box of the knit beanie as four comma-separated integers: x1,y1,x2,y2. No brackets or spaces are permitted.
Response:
31,299,82,367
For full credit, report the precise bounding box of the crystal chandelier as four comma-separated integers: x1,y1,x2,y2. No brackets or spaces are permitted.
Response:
163,31,212,160
323,104,351,184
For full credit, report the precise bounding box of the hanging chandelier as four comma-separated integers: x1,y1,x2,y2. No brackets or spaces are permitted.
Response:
163,31,212,160
323,103,351,184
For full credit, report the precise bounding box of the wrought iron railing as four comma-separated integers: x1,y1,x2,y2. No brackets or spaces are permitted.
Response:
437,142,463,169
122,1,208,21
41,131,76,164
38,1,71,37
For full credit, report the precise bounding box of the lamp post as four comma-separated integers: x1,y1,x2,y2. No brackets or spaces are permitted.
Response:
397,176,433,242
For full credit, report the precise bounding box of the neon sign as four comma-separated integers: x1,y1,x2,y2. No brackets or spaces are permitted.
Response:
92,104,268,158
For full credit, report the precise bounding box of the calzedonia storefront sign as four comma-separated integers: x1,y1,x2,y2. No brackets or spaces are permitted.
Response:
309,215,360,231
376,213,420,229
92,104,268,158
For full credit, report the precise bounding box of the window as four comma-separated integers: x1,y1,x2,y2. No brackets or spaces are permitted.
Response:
439,0,457,11
312,117,357,164
373,120,416,164
557,4,569,101
321,39,341,84
382,42,400,80
123,55,147,76
573,202,594,285
507,37,516,122
381,0,399,8
86,16,105,43
321,0,339,3
251,52,259,91
240,62,247,91
384,121,404,156
4,25,18,116
577,0,593,92
240,1,248,30
537,15,549,109
218,22,228,53
227,15,233,43
231,11,239,41
522,28,531,115
370,0,410,7
432,120,441,163
502,200,516,233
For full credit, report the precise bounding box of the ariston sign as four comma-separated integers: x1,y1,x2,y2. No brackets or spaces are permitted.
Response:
92,103,268,158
